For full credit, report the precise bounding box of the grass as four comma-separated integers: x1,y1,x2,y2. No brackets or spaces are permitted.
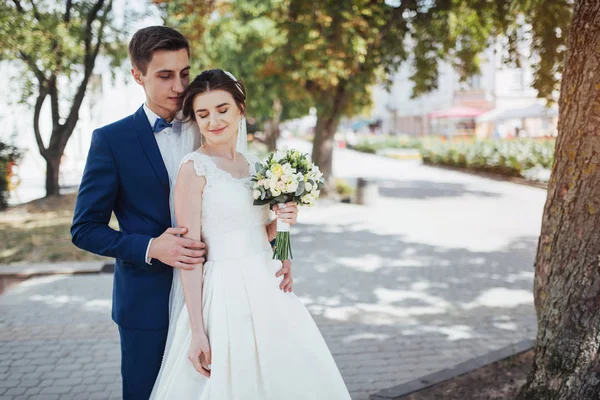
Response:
0,193,115,264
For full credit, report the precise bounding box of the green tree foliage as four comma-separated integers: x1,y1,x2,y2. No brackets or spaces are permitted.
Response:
160,0,572,188
0,0,135,196
158,0,311,150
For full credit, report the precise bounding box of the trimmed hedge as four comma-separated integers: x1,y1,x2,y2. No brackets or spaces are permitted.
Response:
349,135,424,154
420,139,555,178
347,135,555,181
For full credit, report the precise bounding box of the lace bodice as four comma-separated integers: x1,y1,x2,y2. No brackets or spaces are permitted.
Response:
176,151,270,260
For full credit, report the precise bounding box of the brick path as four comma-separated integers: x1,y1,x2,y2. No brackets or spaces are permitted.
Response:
0,146,545,399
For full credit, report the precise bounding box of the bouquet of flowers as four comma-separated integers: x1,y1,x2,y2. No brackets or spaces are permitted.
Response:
251,149,325,260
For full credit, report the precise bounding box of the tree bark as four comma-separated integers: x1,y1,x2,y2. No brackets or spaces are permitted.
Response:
311,114,337,193
44,153,61,197
310,86,348,193
266,98,282,152
518,1,600,399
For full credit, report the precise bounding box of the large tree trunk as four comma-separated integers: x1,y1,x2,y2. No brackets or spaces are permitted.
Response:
518,1,600,399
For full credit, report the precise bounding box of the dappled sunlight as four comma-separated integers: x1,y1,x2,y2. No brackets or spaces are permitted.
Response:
9,275,67,293
491,315,521,331
342,332,393,343
311,303,451,325
462,288,533,309
401,324,476,341
337,254,386,272
28,293,112,313
503,271,535,282
83,299,112,311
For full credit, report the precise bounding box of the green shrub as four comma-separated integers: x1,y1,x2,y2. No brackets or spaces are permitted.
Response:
421,139,555,179
335,178,355,199
0,141,24,210
350,135,424,154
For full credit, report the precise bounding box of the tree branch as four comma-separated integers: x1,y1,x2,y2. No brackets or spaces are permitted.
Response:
84,0,106,55
48,74,60,128
33,86,49,158
378,0,413,46
64,0,73,22
28,0,42,22
62,0,111,149
12,0,24,12
18,51,46,84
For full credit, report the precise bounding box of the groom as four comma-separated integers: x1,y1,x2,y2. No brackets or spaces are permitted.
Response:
71,26,297,399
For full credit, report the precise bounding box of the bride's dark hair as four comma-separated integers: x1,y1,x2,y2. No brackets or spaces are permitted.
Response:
181,69,247,121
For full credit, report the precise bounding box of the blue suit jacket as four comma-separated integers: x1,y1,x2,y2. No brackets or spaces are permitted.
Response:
72,106,173,330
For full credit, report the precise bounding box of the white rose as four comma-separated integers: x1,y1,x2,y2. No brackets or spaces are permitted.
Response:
274,150,286,162
281,175,290,183
287,180,299,193
253,190,261,200
271,187,282,197
282,163,295,175
304,182,313,192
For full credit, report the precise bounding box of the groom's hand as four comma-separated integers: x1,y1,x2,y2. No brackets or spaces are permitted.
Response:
149,227,206,270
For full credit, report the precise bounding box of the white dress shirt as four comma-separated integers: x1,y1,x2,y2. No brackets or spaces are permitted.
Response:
143,104,197,264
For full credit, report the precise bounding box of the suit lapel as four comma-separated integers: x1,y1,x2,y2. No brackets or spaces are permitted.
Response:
134,106,169,188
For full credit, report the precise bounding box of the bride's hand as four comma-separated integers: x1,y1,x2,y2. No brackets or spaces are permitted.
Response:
273,202,299,225
276,259,293,292
188,334,212,377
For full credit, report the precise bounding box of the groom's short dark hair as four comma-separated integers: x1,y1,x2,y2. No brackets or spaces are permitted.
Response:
129,26,190,75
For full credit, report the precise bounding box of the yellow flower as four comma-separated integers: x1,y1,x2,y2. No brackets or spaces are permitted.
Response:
270,164,284,177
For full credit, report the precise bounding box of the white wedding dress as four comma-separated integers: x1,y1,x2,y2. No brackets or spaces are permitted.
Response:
150,151,351,400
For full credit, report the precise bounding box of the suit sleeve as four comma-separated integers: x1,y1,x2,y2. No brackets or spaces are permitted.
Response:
71,129,152,267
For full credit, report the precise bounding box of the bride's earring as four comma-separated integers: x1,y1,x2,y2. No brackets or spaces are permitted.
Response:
238,118,243,136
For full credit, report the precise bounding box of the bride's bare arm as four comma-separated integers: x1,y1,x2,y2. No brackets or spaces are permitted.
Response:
174,160,212,376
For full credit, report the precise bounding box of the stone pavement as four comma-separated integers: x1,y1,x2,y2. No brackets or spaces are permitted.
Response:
0,145,546,399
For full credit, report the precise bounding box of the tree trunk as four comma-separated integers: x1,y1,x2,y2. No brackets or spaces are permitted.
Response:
311,86,347,194
266,98,282,152
311,112,339,195
518,1,600,399
44,153,61,197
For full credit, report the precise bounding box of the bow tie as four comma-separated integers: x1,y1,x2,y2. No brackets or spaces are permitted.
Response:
153,118,173,133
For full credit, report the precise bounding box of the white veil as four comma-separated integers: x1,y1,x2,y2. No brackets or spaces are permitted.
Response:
152,71,247,396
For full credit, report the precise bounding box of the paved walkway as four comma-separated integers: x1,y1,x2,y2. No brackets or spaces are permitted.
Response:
0,143,546,399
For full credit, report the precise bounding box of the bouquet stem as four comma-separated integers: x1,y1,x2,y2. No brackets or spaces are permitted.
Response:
273,203,293,260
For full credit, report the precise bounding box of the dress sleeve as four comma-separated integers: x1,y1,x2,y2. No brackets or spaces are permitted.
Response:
179,152,206,177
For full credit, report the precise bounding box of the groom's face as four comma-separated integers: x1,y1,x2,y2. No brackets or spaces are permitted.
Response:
131,49,190,119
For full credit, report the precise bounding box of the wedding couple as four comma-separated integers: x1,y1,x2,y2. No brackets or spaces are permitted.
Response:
71,26,351,400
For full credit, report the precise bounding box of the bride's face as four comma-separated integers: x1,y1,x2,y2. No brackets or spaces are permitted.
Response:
192,89,243,147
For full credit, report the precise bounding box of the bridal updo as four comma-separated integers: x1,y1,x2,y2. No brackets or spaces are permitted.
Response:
181,69,247,121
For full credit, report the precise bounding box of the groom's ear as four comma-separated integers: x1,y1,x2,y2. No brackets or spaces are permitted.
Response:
131,68,144,85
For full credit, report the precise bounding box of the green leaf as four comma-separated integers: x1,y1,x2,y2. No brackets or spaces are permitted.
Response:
295,180,305,196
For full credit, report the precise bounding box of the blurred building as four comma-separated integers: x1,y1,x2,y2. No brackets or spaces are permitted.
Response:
371,41,558,138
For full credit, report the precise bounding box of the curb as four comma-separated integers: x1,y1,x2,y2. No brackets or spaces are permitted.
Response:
369,338,535,399
0,261,113,278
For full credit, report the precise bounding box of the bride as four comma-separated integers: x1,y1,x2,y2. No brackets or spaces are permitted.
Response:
150,69,351,399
